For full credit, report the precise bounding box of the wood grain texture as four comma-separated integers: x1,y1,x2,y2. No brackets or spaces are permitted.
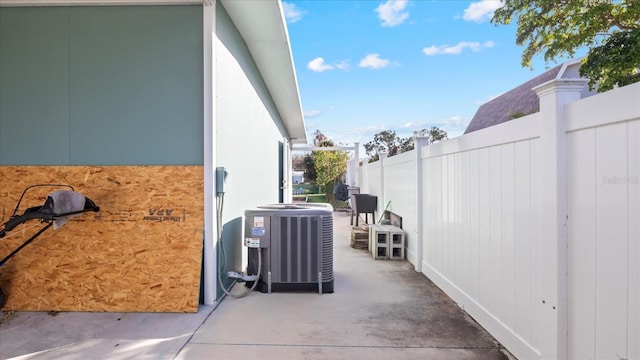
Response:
0,166,203,312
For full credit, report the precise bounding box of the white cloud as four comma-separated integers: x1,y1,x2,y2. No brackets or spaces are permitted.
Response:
375,0,410,27
308,57,335,72
463,0,504,23
304,110,323,119
358,125,387,133
438,116,467,126
335,60,350,70
423,41,495,56
307,58,350,72
303,106,337,119
359,53,391,69
336,124,386,139
435,116,472,138
282,2,306,23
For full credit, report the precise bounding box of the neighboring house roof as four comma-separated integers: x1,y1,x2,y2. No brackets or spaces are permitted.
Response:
464,58,588,134
0,0,308,144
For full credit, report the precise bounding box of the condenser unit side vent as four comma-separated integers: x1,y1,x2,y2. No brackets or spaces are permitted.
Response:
321,216,333,282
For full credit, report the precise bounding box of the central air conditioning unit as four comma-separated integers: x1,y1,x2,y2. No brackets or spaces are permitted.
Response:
244,203,334,294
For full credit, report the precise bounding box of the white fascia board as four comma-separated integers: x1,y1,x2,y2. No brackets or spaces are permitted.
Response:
220,0,307,144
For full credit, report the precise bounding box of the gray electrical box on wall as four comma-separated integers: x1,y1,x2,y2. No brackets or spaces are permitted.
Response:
216,167,228,195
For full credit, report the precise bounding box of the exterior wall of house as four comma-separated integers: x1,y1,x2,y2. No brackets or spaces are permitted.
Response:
214,1,291,298
0,5,206,312
0,6,203,165
359,81,640,359
1,2,302,308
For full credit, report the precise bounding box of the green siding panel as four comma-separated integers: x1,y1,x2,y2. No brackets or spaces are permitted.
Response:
69,6,203,165
0,6,203,166
0,8,70,165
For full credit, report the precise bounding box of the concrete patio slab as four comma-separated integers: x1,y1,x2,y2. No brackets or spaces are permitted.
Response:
0,306,214,359
0,210,513,360
179,211,512,359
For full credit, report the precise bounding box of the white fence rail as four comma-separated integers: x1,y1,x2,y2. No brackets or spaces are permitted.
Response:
358,80,640,360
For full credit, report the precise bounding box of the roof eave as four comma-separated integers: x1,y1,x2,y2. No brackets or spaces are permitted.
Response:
220,0,307,144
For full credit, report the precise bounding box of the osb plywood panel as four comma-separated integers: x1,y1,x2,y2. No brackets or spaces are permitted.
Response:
0,166,203,312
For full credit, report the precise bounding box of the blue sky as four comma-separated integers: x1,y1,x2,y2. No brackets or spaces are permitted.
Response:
283,0,587,150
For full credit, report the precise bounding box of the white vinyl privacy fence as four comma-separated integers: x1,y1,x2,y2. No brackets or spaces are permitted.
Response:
358,80,639,360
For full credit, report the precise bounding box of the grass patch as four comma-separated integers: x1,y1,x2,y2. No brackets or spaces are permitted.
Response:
305,194,327,203
292,183,319,194
332,200,349,209
293,193,348,209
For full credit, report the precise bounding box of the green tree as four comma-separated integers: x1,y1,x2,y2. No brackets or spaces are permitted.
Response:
426,126,448,143
364,130,403,162
302,129,333,182
312,129,328,146
400,127,448,153
303,153,316,181
492,0,640,92
314,149,349,204
365,127,448,162
581,29,640,91
307,130,349,205
291,154,306,170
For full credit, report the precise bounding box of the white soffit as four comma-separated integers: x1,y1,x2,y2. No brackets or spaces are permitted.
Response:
220,0,307,144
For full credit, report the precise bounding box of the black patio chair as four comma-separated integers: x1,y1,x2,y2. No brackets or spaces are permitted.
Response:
350,193,377,226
